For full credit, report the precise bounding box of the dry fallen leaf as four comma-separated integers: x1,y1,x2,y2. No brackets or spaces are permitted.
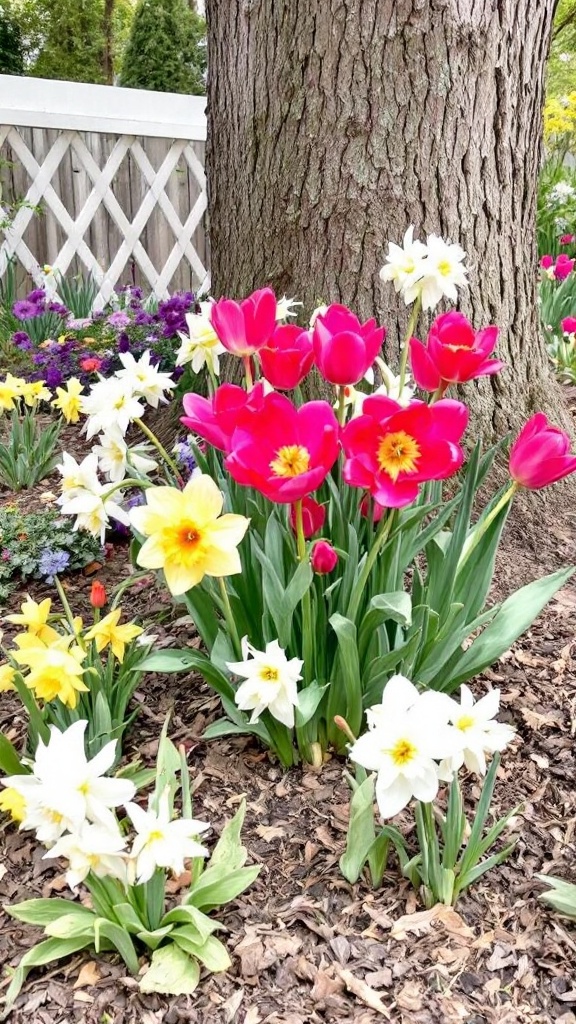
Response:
391,904,474,941
73,961,101,989
336,968,391,1017
255,824,285,842
310,968,345,1002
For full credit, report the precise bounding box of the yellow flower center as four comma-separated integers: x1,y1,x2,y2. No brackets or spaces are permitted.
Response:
377,431,421,482
269,445,311,478
455,714,475,732
390,738,417,766
260,666,280,682
437,259,453,277
403,257,416,274
78,781,90,795
148,829,165,843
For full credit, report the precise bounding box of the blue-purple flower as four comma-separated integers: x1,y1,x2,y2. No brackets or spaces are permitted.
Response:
38,548,71,583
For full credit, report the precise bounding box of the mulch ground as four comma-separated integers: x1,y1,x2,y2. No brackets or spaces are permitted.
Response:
1,415,576,1023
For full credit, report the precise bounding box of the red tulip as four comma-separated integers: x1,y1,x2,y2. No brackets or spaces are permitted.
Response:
554,254,575,280
225,392,339,503
260,324,315,389
289,496,326,538
409,312,503,392
90,580,107,608
359,493,386,523
342,396,468,508
311,540,338,574
312,304,385,386
562,317,576,334
560,234,575,245
210,287,277,357
509,413,576,489
181,383,265,454
80,357,103,373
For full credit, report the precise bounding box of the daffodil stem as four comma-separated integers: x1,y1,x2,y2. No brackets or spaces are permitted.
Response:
13,671,50,746
134,418,183,485
294,499,314,685
337,386,346,426
110,571,152,611
458,481,518,572
347,510,396,622
101,478,153,502
217,578,242,660
54,575,82,642
398,294,422,393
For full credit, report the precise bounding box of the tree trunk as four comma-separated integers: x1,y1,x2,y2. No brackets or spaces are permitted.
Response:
102,0,115,85
205,0,567,437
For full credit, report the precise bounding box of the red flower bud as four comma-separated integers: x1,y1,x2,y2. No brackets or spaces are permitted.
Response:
289,496,326,538
359,494,386,523
90,580,107,608
310,540,338,574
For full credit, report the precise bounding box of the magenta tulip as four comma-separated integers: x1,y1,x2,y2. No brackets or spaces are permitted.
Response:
289,496,326,538
260,324,315,389
509,413,576,489
311,540,338,575
181,383,265,454
409,312,503,392
562,317,576,335
210,287,277,357
312,304,385,386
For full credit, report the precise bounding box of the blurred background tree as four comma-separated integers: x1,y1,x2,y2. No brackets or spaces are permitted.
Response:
119,0,206,93
0,0,24,74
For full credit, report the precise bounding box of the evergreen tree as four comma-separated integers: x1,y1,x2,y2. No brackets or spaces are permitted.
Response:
0,1,24,74
31,0,107,83
119,0,205,94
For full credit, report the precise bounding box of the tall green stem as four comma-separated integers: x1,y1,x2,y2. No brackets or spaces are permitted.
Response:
243,357,254,390
337,386,347,426
134,417,183,484
458,481,518,572
398,294,422,392
294,498,314,684
347,510,396,622
217,578,242,659
54,575,84,648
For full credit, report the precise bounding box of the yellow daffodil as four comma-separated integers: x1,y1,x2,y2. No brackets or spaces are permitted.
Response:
0,664,16,692
130,473,250,596
0,373,23,412
0,787,26,822
15,637,88,708
84,609,143,663
20,380,51,407
52,377,84,423
6,597,55,642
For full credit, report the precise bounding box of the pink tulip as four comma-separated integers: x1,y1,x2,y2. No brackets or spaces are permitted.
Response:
225,392,340,503
181,383,265,454
312,304,385,386
540,255,554,269
554,254,575,281
359,494,386,523
342,396,468,508
562,317,576,334
409,312,503,392
509,413,576,489
560,234,575,245
289,496,326,538
260,324,315,389
311,540,338,574
210,287,277,357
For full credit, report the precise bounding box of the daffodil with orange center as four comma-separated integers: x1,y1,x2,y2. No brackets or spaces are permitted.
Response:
129,473,250,596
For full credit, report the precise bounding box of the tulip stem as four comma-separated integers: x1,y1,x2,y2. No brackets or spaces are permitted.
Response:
134,417,184,485
217,577,242,660
398,294,422,393
347,510,396,622
430,383,448,404
243,357,254,390
337,386,347,427
294,498,314,684
458,481,518,572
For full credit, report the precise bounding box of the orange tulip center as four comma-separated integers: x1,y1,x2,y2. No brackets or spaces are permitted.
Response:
377,430,421,482
270,444,311,478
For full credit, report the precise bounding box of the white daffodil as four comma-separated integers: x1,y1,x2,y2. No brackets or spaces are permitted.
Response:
405,234,468,311
94,425,157,484
309,304,328,327
82,377,145,439
126,790,210,884
116,350,175,409
350,677,460,819
56,451,101,501
44,822,128,889
176,303,225,374
60,489,130,543
333,384,367,419
379,225,427,300
4,721,135,840
276,295,303,321
373,358,415,406
227,637,303,728
438,685,516,781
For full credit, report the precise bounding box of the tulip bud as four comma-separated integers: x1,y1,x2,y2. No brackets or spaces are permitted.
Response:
359,494,386,523
310,540,338,574
90,580,107,608
289,496,326,539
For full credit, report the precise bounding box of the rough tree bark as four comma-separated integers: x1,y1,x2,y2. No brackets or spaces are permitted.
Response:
205,0,566,437
102,0,115,85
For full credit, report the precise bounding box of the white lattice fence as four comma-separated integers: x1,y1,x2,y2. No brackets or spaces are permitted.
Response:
0,75,209,306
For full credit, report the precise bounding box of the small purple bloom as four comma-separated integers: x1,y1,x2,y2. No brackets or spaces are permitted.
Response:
67,317,93,329
13,299,42,320
27,289,46,303
38,548,71,582
12,331,32,349
107,311,131,328
44,366,64,387
48,302,69,316
118,333,130,353
1,549,10,562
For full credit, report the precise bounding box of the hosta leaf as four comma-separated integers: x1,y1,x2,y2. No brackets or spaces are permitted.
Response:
139,943,200,995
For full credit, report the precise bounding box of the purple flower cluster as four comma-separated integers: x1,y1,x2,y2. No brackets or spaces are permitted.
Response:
13,288,69,322
38,548,71,582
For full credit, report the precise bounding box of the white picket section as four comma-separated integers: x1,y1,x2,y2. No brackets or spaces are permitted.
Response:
0,75,209,305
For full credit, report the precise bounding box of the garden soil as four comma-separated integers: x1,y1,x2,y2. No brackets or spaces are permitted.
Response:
1,423,576,1024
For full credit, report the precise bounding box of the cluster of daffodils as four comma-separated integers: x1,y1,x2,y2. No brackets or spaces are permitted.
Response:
0,721,209,889
0,373,51,412
348,675,515,819
1,595,142,710
379,226,468,310
55,350,176,542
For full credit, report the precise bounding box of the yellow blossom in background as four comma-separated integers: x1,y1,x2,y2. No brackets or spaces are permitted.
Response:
85,609,143,663
14,636,88,708
20,380,51,407
0,664,16,691
6,597,56,643
130,473,250,596
52,377,84,424
0,788,26,822
0,373,23,412
544,94,576,140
